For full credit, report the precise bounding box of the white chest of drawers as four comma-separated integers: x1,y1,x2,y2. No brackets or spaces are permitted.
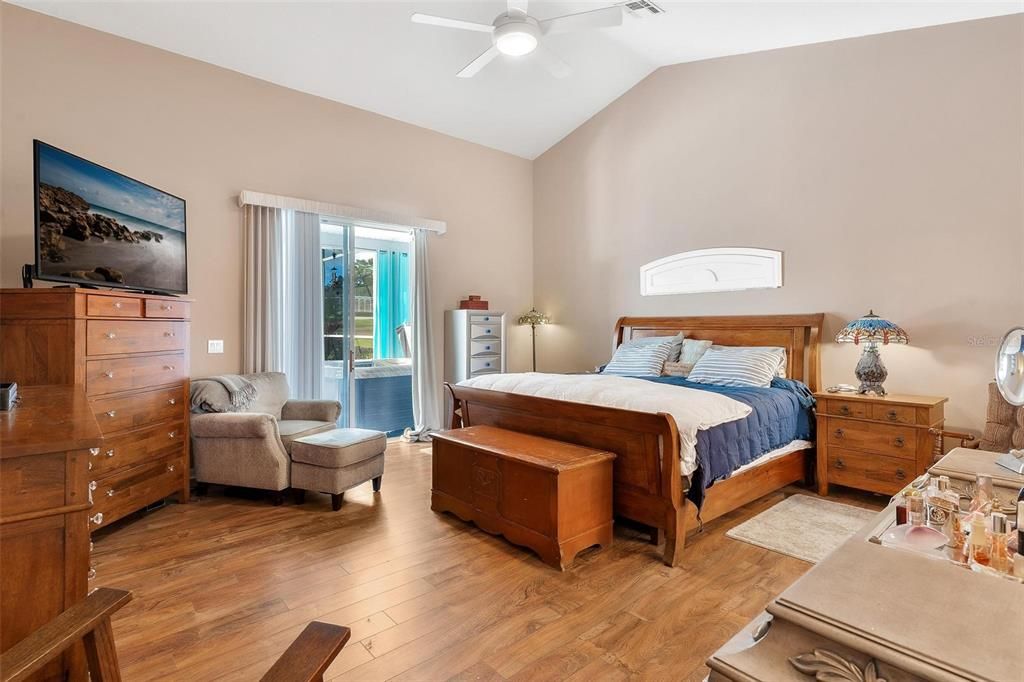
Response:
444,310,507,383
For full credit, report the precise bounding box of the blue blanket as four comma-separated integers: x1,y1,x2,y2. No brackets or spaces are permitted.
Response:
639,377,815,509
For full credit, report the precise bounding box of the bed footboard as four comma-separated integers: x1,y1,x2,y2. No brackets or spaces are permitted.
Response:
445,383,687,566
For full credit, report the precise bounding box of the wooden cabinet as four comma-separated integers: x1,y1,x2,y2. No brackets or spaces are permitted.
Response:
1,288,191,532
431,425,614,570
814,392,946,496
1,385,101,682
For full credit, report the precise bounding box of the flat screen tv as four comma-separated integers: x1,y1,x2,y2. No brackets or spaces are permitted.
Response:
34,140,188,295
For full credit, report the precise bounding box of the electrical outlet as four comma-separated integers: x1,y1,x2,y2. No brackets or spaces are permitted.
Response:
207,339,224,354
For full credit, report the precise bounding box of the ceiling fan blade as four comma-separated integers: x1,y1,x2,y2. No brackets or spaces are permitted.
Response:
535,48,572,78
540,6,623,34
411,13,494,33
456,46,501,78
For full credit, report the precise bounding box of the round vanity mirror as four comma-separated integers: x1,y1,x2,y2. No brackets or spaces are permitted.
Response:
995,326,1024,406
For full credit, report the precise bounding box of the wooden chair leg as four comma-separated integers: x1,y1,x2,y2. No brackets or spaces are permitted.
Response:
662,507,686,567
82,617,122,682
372,475,382,492
331,493,344,511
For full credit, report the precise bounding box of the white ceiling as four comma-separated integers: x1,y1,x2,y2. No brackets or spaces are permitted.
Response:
10,1,1022,159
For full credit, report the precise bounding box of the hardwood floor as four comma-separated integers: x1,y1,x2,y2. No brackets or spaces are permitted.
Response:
91,439,884,681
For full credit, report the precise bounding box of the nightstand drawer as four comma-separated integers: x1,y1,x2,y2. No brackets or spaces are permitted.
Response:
829,448,910,495
823,399,870,419
871,403,917,425
826,418,916,460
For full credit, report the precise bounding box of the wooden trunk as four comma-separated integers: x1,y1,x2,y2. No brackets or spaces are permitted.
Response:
1,386,101,681
0,288,192,533
431,425,615,570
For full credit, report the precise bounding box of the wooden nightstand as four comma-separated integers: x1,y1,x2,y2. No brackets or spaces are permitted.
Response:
814,392,947,496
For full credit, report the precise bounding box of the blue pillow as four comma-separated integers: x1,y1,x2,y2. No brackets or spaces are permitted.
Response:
687,347,783,388
603,335,678,376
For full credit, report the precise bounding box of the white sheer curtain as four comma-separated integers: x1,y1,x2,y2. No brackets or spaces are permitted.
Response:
404,229,441,441
243,207,324,399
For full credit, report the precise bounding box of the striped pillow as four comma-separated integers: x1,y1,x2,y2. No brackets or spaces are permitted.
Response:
687,347,783,388
603,336,678,377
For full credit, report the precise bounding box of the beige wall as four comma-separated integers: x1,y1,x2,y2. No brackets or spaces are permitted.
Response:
0,5,534,381
534,15,1024,431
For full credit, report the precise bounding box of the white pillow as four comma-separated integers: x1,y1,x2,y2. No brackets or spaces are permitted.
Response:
688,347,783,388
603,335,679,376
664,339,713,377
711,345,787,377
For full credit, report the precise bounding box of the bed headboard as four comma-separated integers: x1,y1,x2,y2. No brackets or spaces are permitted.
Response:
613,314,824,392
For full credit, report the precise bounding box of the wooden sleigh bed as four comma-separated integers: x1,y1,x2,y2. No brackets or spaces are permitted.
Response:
445,314,824,567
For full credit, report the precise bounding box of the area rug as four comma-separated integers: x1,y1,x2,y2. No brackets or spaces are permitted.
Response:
726,495,878,563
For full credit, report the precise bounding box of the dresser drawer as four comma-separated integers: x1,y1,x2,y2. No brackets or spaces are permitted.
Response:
826,418,916,460
145,299,190,319
828,448,911,495
469,313,500,324
470,340,500,357
871,403,917,425
87,294,142,318
86,353,185,397
470,323,501,340
88,421,185,478
86,320,186,356
90,386,184,435
823,399,870,419
91,455,182,529
470,357,501,375
0,452,67,518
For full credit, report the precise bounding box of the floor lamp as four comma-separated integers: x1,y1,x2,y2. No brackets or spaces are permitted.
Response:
517,308,550,372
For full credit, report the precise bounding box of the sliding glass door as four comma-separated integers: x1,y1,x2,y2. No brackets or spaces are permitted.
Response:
320,220,414,434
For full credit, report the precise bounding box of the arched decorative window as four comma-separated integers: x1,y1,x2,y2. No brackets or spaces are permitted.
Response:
640,248,783,296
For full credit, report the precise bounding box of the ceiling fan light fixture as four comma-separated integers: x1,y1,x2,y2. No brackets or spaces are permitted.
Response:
493,19,540,56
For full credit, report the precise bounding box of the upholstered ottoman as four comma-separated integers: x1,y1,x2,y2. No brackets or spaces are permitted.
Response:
290,428,386,510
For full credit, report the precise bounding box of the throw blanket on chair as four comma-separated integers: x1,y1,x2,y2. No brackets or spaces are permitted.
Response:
191,374,258,413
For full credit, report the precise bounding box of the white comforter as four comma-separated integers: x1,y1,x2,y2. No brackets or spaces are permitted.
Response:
458,373,752,476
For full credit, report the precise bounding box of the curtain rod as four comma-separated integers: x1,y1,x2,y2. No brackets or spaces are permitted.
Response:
238,190,447,234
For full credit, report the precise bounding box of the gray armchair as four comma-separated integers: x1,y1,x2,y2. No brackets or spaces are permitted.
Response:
190,372,340,500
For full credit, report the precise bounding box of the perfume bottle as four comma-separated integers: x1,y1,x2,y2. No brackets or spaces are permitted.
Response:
927,476,958,536
968,516,991,567
906,494,926,527
990,513,1010,573
970,475,995,515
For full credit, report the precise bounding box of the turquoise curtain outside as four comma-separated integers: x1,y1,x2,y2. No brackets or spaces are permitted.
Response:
373,249,410,358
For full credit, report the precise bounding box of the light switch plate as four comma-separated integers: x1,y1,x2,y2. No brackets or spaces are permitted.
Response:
207,339,224,354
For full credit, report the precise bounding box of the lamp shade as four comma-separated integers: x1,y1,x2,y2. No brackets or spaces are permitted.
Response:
517,308,550,326
835,310,908,345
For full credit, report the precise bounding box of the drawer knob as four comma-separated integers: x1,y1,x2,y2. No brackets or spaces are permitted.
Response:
887,410,899,421
169,431,178,438
88,566,97,581
835,458,846,469
833,428,844,439
896,468,907,480
105,332,117,339
105,488,118,497
114,302,123,309
168,398,177,405
106,449,115,458
164,365,175,371
164,331,176,338
894,436,906,448
105,410,117,418
485,329,492,334
89,447,100,456
167,464,176,472
89,512,104,526
838,405,850,415
161,304,173,311
103,371,115,379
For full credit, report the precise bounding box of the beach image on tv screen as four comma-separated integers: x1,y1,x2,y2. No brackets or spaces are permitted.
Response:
36,143,186,293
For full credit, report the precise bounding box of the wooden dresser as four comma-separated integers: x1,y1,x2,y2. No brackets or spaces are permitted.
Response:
431,425,615,570
0,288,192,530
814,392,946,496
1,385,100,681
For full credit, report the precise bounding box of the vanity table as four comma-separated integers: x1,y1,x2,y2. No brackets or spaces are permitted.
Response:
707,449,1023,682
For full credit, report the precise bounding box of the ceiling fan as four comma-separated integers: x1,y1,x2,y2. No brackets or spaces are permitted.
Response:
411,0,624,79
